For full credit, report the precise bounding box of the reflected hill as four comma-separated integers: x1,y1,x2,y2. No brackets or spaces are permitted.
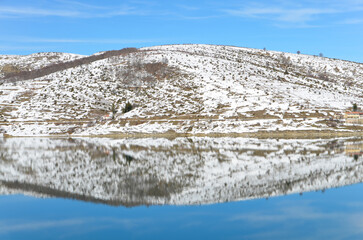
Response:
0,137,362,206
345,141,363,158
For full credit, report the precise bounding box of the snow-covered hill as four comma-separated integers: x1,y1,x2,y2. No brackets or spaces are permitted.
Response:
0,44,362,136
0,52,85,78
0,137,361,206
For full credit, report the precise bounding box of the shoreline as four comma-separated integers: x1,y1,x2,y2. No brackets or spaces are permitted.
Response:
2,130,363,139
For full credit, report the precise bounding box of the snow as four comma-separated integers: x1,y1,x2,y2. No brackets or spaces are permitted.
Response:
0,44,362,136
0,52,85,78
0,137,361,206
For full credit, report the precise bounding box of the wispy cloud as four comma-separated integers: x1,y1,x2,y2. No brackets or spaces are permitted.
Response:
228,205,339,222
176,4,200,11
2,0,363,24
54,0,109,10
227,204,363,239
172,14,220,20
223,0,363,27
0,217,150,234
4,37,163,44
339,18,363,24
0,37,165,54
0,3,147,18
34,38,158,44
0,6,81,18
0,219,86,233
224,7,337,26
0,45,53,52
0,1,215,20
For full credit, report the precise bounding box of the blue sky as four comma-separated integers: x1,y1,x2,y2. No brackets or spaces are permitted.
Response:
1,0,363,62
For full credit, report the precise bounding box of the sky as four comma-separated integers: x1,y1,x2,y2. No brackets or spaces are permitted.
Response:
1,184,363,240
1,0,363,62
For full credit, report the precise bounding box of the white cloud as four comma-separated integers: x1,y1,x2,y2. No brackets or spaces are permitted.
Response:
176,4,200,11
340,18,363,24
0,6,81,17
0,219,86,233
0,45,52,52
54,0,109,10
225,7,337,24
4,37,163,44
0,4,147,18
0,217,150,234
223,0,363,27
228,204,342,222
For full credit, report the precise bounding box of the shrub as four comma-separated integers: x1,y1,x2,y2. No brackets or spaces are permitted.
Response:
111,102,117,119
123,101,133,113
353,103,358,112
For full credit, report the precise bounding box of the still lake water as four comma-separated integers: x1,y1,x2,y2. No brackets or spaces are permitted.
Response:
0,137,362,239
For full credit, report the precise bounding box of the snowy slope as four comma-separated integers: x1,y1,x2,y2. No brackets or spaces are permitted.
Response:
0,137,362,206
0,44,362,136
0,52,85,78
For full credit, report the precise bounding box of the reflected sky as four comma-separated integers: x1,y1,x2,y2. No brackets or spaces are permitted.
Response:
1,183,363,240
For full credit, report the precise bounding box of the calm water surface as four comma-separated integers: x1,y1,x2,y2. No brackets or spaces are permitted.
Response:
0,137,362,240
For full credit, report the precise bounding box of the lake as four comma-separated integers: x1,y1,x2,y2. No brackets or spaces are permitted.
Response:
0,137,362,239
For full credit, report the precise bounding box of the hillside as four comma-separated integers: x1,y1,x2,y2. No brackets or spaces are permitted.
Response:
0,137,362,206
0,52,85,78
0,44,362,137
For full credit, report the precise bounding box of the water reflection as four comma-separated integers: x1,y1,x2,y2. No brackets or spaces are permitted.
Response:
0,137,362,206
345,141,363,160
